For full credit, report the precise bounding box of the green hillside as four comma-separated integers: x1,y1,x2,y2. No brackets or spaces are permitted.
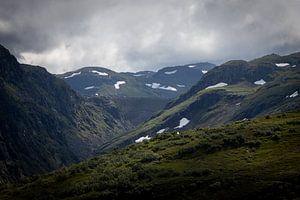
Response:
1,112,299,200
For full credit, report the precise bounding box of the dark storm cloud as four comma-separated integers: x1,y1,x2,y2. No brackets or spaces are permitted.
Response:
0,0,299,73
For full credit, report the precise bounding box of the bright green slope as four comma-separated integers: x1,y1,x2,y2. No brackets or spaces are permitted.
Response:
1,112,299,200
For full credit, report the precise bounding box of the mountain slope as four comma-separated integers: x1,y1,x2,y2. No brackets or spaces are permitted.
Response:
1,112,299,200
100,52,300,152
0,45,131,183
168,53,300,109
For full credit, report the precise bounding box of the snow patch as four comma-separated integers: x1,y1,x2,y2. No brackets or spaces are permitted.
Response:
275,63,290,67
145,83,177,92
114,81,126,89
135,135,151,143
177,84,185,88
146,83,161,89
205,82,228,89
95,93,99,96
84,86,95,90
174,118,190,129
64,72,81,79
164,70,177,75
291,65,296,68
202,70,208,74
254,79,266,85
188,65,196,68
159,86,177,91
236,102,241,106
157,129,166,134
91,70,108,76
133,74,144,77
287,91,298,98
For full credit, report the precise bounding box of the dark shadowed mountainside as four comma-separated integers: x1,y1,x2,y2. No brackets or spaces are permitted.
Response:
0,45,132,183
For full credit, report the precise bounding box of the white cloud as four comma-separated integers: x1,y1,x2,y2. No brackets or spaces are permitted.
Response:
1,0,300,74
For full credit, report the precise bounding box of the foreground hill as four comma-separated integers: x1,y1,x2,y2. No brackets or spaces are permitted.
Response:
58,63,215,125
0,45,131,183
1,112,299,200
101,52,300,151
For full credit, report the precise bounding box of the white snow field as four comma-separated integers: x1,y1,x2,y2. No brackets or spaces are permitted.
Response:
275,63,290,67
254,79,266,85
205,82,228,89
174,118,190,129
64,72,81,79
91,70,108,76
164,70,177,75
135,135,151,143
84,86,95,90
114,81,126,89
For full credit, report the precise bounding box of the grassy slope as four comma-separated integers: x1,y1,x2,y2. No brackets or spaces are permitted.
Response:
1,112,299,200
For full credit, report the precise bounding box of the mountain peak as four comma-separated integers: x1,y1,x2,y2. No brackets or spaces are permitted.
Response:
222,60,248,66
0,44,19,65
0,44,22,82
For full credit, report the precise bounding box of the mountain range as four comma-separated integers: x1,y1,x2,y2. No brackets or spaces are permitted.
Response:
57,63,215,125
100,53,300,152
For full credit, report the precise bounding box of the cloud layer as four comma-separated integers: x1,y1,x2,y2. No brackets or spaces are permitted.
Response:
1,0,300,73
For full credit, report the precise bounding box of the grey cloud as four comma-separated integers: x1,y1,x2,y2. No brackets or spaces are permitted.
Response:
0,0,299,73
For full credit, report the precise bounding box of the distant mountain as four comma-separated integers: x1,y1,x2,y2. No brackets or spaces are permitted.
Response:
0,45,131,183
58,63,215,99
100,52,300,152
58,63,215,125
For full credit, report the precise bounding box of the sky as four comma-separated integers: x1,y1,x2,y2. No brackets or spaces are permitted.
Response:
0,0,300,74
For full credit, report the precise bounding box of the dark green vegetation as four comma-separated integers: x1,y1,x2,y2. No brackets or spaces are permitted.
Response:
101,52,300,152
0,45,132,183
1,113,299,200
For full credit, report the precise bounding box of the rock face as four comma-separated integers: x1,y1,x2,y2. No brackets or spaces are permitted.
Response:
0,44,131,183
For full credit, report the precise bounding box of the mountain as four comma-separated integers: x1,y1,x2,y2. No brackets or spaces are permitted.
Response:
1,112,299,200
58,63,215,126
58,63,215,99
0,45,131,183
100,52,300,152
168,53,300,108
